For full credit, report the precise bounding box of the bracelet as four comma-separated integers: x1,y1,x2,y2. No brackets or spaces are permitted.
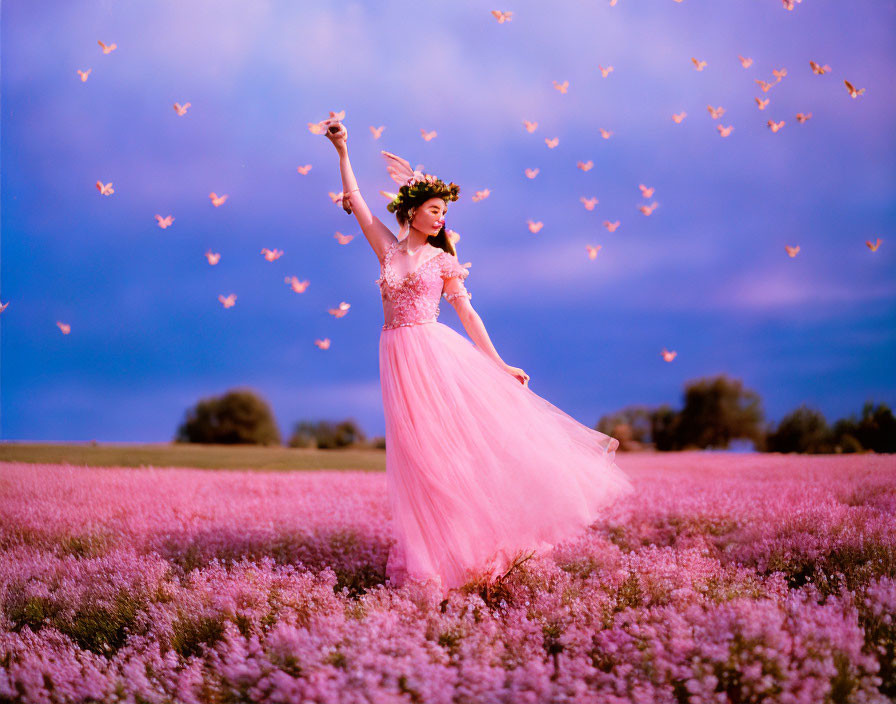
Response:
345,188,359,194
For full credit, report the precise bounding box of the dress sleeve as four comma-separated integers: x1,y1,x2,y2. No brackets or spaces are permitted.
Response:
441,254,472,303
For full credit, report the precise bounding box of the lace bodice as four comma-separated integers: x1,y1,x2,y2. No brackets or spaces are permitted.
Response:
375,240,471,330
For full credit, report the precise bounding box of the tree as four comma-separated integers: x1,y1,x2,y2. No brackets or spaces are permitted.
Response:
766,404,833,454
597,405,652,442
650,404,682,452
287,418,366,449
175,388,282,445
830,401,895,453
676,374,764,450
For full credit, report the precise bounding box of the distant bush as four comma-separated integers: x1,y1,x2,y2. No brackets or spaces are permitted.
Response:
597,405,652,451
830,401,895,453
288,419,366,449
175,388,282,446
767,404,833,454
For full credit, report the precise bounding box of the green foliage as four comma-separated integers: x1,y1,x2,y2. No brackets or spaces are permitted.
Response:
175,388,282,446
288,418,366,449
676,374,765,449
597,404,653,449
6,585,141,655
170,613,227,658
831,402,896,453
385,174,460,221
767,403,833,453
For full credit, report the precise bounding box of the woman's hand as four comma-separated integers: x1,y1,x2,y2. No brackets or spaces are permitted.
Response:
322,118,347,153
503,364,530,387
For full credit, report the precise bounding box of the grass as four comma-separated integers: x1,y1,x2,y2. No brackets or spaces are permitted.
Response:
0,442,386,472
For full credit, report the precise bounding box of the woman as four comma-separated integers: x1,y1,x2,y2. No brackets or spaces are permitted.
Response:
323,118,635,598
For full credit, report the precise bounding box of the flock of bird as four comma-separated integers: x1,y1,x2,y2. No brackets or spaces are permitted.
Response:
4,6,883,364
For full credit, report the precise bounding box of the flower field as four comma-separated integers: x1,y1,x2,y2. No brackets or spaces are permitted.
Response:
1,454,894,703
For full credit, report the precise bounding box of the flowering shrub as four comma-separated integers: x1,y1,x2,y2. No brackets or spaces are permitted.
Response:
0,453,893,702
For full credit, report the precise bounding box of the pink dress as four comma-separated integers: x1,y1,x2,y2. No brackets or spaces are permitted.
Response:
376,239,635,597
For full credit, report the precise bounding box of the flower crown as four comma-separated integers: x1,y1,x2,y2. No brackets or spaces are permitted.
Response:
386,171,460,217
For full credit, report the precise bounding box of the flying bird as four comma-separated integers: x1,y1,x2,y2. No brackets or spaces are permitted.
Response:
97,40,117,54
545,137,559,148
767,120,785,132
285,276,310,293
639,184,654,198
691,57,707,71
603,220,620,232
96,181,114,195
577,160,594,172
707,105,725,119
866,238,882,252
738,55,753,68
527,220,543,233
369,126,385,139
585,244,602,259
844,80,865,98
795,112,812,123
553,80,569,94
261,248,283,261
491,10,512,22
522,120,538,133
155,214,174,228
205,250,220,265
580,197,599,211
328,302,351,318
809,61,831,75
297,164,312,175
209,193,228,207
472,189,491,202
672,111,687,123
638,202,659,216
334,232,354,244
420,129,437,141
598,65,614,78
755,97,770,110
599,128,613,139
524,168,539,179
57,321,71,334
785,245,800,257
173,102,191,116
661,348,677,362
219,294,237,308
76,69,91,82
717,124,734,137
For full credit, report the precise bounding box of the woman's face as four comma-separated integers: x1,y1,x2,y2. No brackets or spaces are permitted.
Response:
410,197,447,234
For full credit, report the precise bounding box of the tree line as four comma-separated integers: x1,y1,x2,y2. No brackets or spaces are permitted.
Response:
174,375,895,453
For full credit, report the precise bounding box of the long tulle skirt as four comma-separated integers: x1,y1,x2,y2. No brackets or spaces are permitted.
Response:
379,320,635,597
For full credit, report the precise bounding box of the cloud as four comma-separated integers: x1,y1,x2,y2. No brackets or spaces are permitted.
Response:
712,265,896,310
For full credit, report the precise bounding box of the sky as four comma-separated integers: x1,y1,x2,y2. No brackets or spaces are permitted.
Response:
1,0,894,443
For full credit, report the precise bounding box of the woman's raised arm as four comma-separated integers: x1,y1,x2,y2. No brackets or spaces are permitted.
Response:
322,119,397,263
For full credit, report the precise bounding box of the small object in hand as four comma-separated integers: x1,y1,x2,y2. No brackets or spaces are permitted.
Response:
342,192,353,215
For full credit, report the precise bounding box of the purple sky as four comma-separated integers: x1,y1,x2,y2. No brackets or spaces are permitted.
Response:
2,0,894,442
